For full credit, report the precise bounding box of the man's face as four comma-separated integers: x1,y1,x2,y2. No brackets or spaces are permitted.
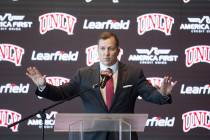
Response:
98,36,120,66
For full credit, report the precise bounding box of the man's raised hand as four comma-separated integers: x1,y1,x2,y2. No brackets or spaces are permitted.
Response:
26,67,46,87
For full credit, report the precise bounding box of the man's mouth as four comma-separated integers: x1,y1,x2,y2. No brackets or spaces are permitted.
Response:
104,58,111,61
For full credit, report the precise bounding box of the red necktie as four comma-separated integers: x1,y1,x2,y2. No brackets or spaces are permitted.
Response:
106,77,114,110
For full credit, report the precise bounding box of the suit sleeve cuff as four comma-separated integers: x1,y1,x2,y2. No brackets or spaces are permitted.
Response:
38,85,46,92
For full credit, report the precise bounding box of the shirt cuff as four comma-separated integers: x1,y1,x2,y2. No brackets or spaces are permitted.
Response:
38,85,46,92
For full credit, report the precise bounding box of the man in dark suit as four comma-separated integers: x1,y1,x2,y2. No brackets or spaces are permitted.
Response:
26,32,177,140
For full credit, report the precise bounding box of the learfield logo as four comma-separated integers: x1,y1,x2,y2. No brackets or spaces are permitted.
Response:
46,76,70,86
39,12,77,35
27,111,57,129
0,13,33,31
137,13,174,35
185,45,210,67
31,50,79,61
83,19,130,30
0,44,25,66
0,109,22,132
146,116,175,127
0,83,29,94
180,16,210,33
182,110,210,132
85,45,123,66
180,84,210,95
128,47,178,64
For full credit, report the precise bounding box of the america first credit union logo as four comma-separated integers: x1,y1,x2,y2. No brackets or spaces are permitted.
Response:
39,12,77,35
0,44,25,66
0,109,22,132
137,13,174,35
27,111,57,129
185,45,210,67
128,47,178,64
182,110,210,132
180,16,210,33
0,13,33,31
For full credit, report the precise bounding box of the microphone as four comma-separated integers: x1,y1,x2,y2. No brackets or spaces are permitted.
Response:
100,68,113,88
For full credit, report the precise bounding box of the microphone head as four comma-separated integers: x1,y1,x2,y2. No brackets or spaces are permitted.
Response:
101,68,113,77
100,68,113,88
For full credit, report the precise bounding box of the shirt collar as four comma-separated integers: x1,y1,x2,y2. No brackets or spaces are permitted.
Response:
100,61,118,73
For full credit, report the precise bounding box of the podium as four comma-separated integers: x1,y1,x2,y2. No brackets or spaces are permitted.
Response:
54,113,148,140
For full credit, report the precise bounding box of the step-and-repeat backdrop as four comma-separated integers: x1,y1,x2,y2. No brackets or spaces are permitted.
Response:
0,0,210,140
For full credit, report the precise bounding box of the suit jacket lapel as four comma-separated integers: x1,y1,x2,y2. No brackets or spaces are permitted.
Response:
92,63,108,112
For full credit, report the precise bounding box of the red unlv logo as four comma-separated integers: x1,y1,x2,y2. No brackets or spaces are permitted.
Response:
0,109,22,132
0,44,24,66
185,45,210,67
147,77,176,88
182,110,210,132
146,77,163,88
39,12,77,35
46,76,70,86
137,13,174,36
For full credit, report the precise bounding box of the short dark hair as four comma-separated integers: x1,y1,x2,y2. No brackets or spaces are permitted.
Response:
98,32,119,47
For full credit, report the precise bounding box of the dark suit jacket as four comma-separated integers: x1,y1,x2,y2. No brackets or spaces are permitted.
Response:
36,62,172,140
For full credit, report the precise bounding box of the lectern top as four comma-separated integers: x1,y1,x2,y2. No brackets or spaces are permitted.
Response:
54,113,148,132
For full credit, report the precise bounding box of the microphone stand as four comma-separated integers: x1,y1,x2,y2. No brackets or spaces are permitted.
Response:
7,85,98,140
7,96,76,140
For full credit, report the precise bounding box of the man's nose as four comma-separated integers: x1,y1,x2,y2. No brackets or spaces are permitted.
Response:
104,49,110,56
